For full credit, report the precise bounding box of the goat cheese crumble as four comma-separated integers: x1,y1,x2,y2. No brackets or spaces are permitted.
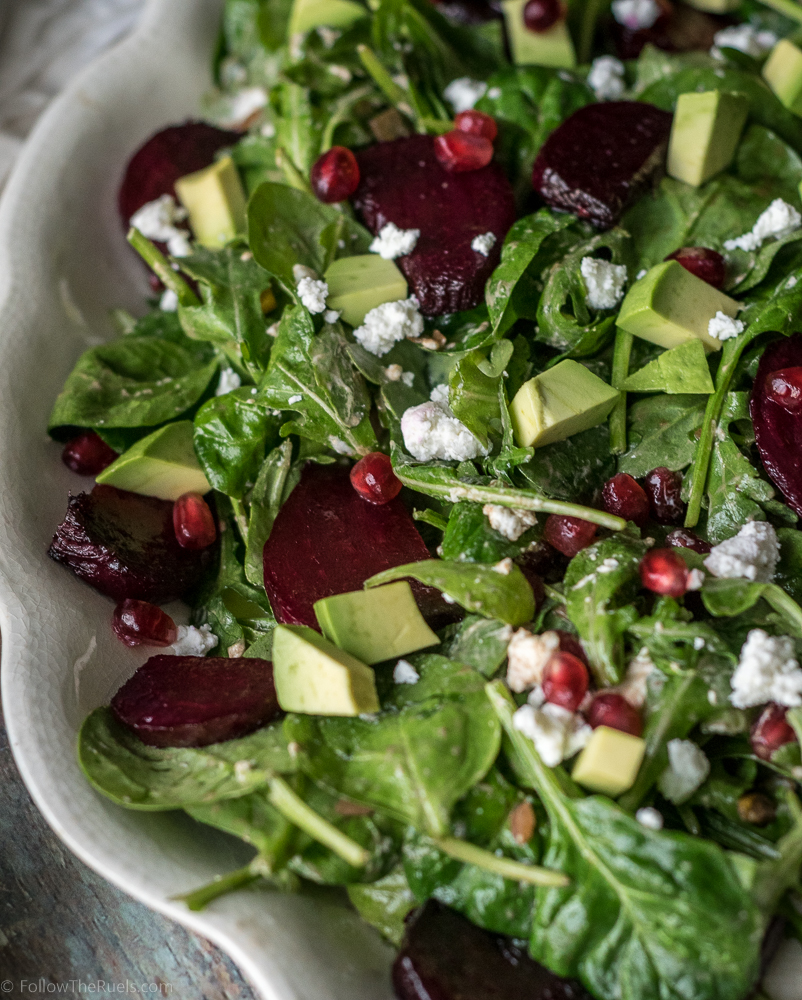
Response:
724,198,802,252
708,311,744,342
471,232,497,257
587,56,626,101
704,521,780,583
611,0,661,30
513,702,592,768
483,503,538,542
636,807,664,831
370,222,420,259
580,257,628,310
400,398,487,462
160,289,178,312
164,624,219,657
730,629,802,708
443,77,488,113
506,629,560,692
296,275,329,314
220,85,268,129
130,194,191,257
216,367,242,396
658,739,710,804
353,297,424,356
613,647,655,709
384,363,415,386
712,24,777,59
394,659,420,685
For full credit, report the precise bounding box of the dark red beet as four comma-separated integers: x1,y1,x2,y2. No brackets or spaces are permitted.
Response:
62,431,118,476
588,692,643,737
350,452,403,505
111,655,279,748
532,103,673,229
263,463,455,629
666,528,711,554
751,703,798,761
766,367,802,413
393,900,592,1000
543,514,597,558
434,131,494,173
48,484,212,603
112,599,177,647
751,333,802,516
601,473,649,526
665,247,726,289
542,652,589,712
640,547,688,597
353,134,516,315
643,467,685,524
310,146,360,203
454,110,498,142
173,492,217,550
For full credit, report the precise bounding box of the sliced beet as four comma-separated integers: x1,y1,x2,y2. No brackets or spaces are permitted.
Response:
111,655,279,747
393,900,592,1000
352,134,516,315
48,484,212,603
532,102,672,228
263,462,458,628
751,333,802,516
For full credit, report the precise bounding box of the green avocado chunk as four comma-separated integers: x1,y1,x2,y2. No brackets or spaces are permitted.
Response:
314,581,438,665
764,39,802,117
272,624,380,716
288,0,367,36
324,255,408,327
667,90,749,187
174,156,246,250
500,0,576,68
510,360,619,449
95,420,210,500
621,338,715,395
683,0,740,12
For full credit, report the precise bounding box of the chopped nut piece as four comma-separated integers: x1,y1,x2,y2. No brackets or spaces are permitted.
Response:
737,792,776,827
369,107,411,142
508,801,536,844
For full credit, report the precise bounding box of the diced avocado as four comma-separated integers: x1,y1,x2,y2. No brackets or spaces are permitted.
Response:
501,0,576,68
288,0,367,36
571,726,646,797
617,260,740,352
314,581,438,665
174,155,246,249
620,338,715,394
324,255,408,327
667,90,749,187
95,421,210,500
764,40,802,117
682,0,739,11
272,624,380,716
510,360,619,449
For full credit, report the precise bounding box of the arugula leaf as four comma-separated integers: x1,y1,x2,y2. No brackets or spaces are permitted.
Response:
440,502,538,565
701,577,802,638
518,424,616,502
618,394,707,478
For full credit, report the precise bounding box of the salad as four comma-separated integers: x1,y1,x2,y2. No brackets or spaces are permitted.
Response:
43,0,802,997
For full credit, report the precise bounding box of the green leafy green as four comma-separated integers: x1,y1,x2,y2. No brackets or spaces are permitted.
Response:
445,615,514,678
621,339,714,395
440,502,538,565
244,439,298,586
518,424,616,501
619,394,707,478
347,867,416,945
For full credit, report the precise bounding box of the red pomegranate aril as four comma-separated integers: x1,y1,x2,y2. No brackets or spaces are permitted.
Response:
112,599,177,647
640,547,688,597
766,367,802,413
310,146,360,203
588,692,643,737
666,527,711,554
173,492,216,550
542,652,589,712
523,0,564,32
751,703,798,761
350,452,403,505
556,630,588,667
62,432,118,476
601,473,649,526
434,131,494,173
643,466,685,524
543,514,597,558
454,110,498,142
665,247,726,289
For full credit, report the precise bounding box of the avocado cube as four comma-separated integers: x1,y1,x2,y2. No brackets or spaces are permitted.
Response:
174,155,246,249
617,260,740,352
510,360,619,449
314,581,438,665
682,0,740,11
620,338,714,394
95,421,210,500
667,90,749,187
763,39,802,117
272,624,380,716
324,255,408,327
571,726,646,797
289,0,367,36
501,0,576,68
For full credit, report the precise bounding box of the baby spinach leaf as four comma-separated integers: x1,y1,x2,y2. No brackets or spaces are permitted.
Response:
618,394,707,478
440,502,538,565
445,615,513,678
347,867,416,945
448,349,502,447
186,787,295,860
701,578,802,638
518,424,616,502
381,654,490,711
776,527,802,604
244,439,298,587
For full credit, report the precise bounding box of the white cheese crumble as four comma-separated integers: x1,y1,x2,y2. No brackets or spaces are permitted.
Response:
400,400,487,462
216,367,242,396
324,309,341,324
370,222,420,260
658,739,710,804
611,0,661,30
712,24,777,59
613,646,655,709
704,520,780,583
492,558,514,575
512,702,592,768
598,557,620,574
483,503,538,542
730,629,802,708
636,806,664,831
287,394,303,405
506,629,560,693
587,56,626,101
708,311,744,342
160,289,178,312
296,275,329,314
220,85,268,129
443,77,488,113
130,194,191,257
234,760,253,783
329,436,351,454
580,257,628,310
293,264,318,281
686,568,705,591
353,297,424,356
164,624,219,657
471,232,497,257
394,659,420,684
724,198,802,252
430,383,450,406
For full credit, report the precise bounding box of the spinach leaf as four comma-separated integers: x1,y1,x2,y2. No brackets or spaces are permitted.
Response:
518,424,616,502
440,502,538,565
381,653,491,710
776,527,802,604
445,615,513,678
618,394,707,478
347,867,416,946
244,439,298,587
701,577,802,638
186,787,295,860
448,347,503,447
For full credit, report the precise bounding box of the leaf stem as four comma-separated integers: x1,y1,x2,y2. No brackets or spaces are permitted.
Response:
756,0,802,25
434,837,569,887
127,228,199,306
176,862,261,911
764,583,802,637
357,45,416,121
609,328,633,455
275,147,312,193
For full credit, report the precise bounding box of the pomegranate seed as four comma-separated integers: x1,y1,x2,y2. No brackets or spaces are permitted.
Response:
766,367,802,412
434,131,494,173
523,0,564,32
62,431,118,476
665,247,726,289
643,467,685,524
542,652,589,712
666,528,711,554
543,515,597,558
112,598,177,647
751,703,798,761
310,146,360,203
601,473,649,526
454,110,498,142
555,630,588,667
349,452,402,505
640,548,688,598
588,692,643,737
173,492,217,549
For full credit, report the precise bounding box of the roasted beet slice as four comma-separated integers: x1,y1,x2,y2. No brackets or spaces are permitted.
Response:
352,134,516,315
48,484,212,603
752,333,802,516
393,900,592,1000
532,102,672,228
111,655,279,747
263,462,456,628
